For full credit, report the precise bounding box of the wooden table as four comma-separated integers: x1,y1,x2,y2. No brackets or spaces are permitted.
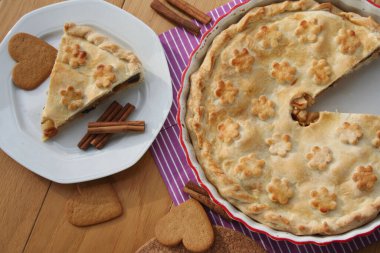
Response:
0,1,379,252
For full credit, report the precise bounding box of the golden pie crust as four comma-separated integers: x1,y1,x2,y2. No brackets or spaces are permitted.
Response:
41,23,143,140
186,0,380,235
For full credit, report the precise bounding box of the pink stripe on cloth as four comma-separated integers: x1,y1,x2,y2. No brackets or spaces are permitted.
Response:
150,1,380,252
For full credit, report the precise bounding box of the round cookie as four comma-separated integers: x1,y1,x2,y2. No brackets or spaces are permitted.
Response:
136,226,266,253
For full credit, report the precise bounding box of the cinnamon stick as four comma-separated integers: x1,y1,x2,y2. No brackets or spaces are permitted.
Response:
166,0,211,24
77,101,121,150
91,103,135,149
151,0,200,36
88,121,144,128
183,183,231,221
88,124,145,134
185,181,209,196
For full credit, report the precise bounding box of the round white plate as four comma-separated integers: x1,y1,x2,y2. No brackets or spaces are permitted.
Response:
0,0,172,183
178,0,380,245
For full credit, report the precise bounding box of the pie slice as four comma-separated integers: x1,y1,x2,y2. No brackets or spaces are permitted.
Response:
186,0,380,235
41,23,143,140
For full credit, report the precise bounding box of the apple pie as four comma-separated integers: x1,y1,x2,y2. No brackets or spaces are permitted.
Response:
186,0,380,235
41,23,143,140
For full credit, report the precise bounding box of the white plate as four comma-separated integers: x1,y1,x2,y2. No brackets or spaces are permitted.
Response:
0,0,172,183
178,0,380,245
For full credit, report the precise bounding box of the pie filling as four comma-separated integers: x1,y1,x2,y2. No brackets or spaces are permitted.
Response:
126,73,141,84
292,46,380,128
185,0,380,235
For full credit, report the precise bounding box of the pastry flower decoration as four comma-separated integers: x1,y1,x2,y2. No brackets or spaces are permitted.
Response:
217,118,240,144
62,44,87,68
266,133,292,157
230,48,255,73
214,80,239,104
94,64,117,88
295,18,323,43
309,59,332,85
254,25,283,49
267,178,293,205
271,61,297,85
372,130,380,148
336,29,362,55
251,95,276,121
306,146,333,171
310,187,337,213
233,153,265,180
337,122,363,145
352,165,378,192
247,203,268,214
60,85,84,111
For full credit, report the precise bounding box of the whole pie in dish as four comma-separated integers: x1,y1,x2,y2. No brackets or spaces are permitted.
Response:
186,0,380,235
41,23,143,140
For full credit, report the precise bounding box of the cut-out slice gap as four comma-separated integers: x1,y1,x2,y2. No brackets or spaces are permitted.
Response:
291,56,380,126
310,55,380,116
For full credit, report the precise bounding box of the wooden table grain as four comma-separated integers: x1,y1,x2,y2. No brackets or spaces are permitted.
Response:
0,1,379,253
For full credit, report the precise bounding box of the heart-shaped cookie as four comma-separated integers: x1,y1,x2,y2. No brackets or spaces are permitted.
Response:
155,199,214,252
138,226,267,253
65,180,123,226
8,33,57,90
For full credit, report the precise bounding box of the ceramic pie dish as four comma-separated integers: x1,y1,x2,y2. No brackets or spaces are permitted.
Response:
178,0,380,245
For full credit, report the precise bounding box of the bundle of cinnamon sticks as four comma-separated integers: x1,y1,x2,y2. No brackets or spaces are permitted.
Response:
151,0,211,36
78,101,145,150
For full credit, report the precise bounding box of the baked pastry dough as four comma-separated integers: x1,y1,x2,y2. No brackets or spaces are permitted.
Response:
186,0,380,235
41,23,143,140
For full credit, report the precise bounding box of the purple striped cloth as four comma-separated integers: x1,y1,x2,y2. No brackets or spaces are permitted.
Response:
149,1,380,252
